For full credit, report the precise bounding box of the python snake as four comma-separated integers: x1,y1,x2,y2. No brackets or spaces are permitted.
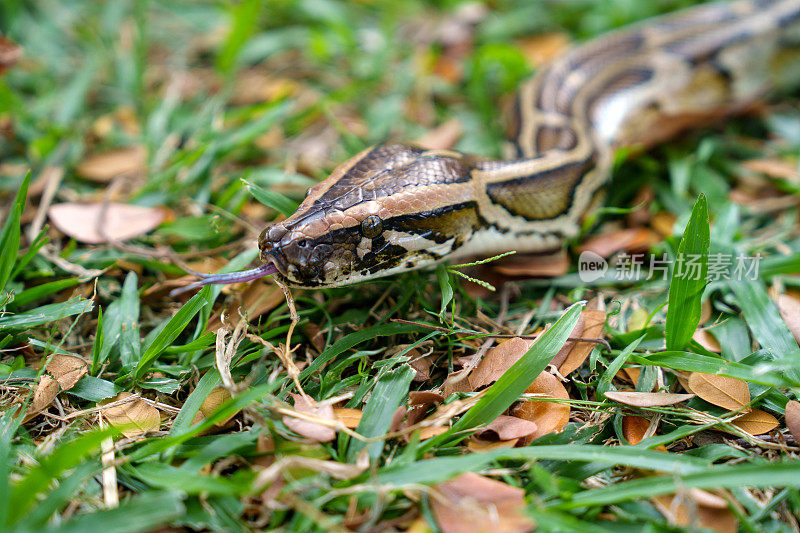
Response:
182,0,800,293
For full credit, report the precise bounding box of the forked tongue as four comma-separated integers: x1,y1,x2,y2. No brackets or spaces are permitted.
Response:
169,263,278,297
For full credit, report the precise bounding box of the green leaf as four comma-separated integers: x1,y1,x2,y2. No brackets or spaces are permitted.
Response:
131,463,244,496
133,288,212,380
0,298,94,331
0,171,31,292
215,0,261,75
243,178,299,217
447,302,584,439
665,194,709,351
8,429,113,525
730,279,800,382
378,444,708,487
348,364,416,462
597,335,644,399
558,460,800,509
39,491,184,533
118,272,142,369
436,264,454,322
9,278,81,309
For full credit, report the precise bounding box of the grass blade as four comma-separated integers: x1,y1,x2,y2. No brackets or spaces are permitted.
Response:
665,193,709,351
0,171,31,292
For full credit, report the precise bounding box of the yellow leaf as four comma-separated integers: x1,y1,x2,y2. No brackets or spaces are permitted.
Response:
687,372,750,411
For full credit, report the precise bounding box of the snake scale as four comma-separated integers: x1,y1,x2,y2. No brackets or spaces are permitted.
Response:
183,0,800,293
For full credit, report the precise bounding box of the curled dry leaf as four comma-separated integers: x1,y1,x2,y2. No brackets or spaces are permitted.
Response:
604,391,695,408
27,354,89,418
475,415,538,442
775,293,800,343
48,202,167,244
431,472,535,533
687,372,750,412
76,145,146,183
102,392,160,438
731,409,779,435
282,394,336,442
786,400,800,443
578,227,660,258
408,391,445,407
652,493,738,533
556,308,606,375
511,371,570,441
333,408,362,429
622,415,651,445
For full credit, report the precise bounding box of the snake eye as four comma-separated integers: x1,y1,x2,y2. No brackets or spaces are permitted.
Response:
361,215,383,239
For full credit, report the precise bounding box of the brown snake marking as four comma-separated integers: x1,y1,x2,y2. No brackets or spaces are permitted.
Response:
178,0,800,293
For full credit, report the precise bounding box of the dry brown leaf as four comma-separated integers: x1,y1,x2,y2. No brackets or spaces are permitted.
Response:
731,409,779,435
467,436,519,452
652,493,738,533
651,211,677,237
775,293,800,343
492,249,570,278
557,308,606,375
687,372,750,411
76,146,146,182
604,391,695,408
408,391,445,406
693,329,721,353
198,386,236,427
48,202,167,244
102,392,160,438
431,472,535,533
282,394,336,442
511,371,570,441
468,337,535,390
516,32,570,65
578,227,660,258
475,415,538,441
27,354,89,418
333,408,362,429
419,426,450,440
622,415,651,445
0,35,22,75
617,366,641,385
415,118,463,150
742,157,799,182
786,400,800,442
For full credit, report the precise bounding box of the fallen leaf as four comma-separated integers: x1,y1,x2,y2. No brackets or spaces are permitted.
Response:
431,472,535,533
102,392,160,438
556,308,606,375
333,408,362,429
198,387,236,427
651,211,677,237
492,249,570,278
693,329,721,353
467,436,519,452
604,391,695,407
652,493,738,533
475,415,538,441
616,366,641,385
48,202,167,244
408,391,445,406
742,157,799,182
468,337,535,390
76,146,146,183
622,415,651,445
578,227,659,258
687,372,750,411
786,400,800,442
731,409,779,435
516,32,570,66
511,371,570,441
282,394,336,442
415,118,463,150
0,35,22,75
419,426,449,440
775,293,800,344
27,354,89,418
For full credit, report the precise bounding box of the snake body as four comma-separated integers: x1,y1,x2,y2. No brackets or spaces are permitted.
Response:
185,0,800,292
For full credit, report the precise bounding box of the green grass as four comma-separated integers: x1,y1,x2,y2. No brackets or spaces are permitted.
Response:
2,0,800,531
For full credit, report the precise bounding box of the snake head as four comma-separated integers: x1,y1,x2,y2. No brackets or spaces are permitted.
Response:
258,144,482,288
